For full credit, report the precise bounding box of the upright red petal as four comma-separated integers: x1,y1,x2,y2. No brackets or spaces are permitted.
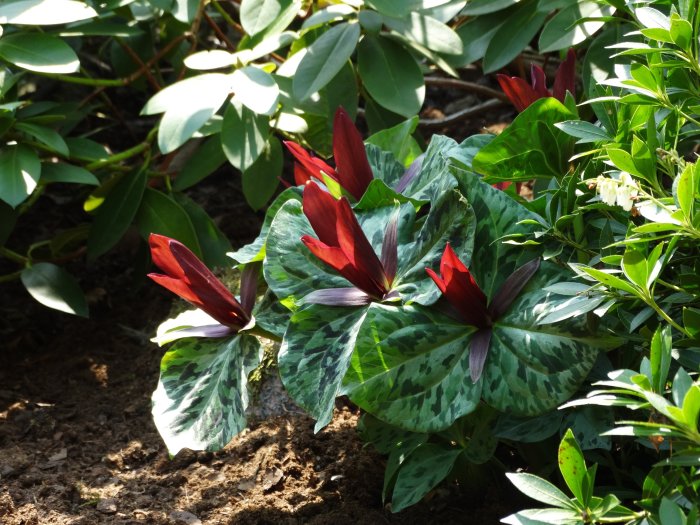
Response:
435,244,489,328
150,233,186,280
530,65,551,98
301,236,380,295
303,182,340,246
284,141,338,184
332,107,374,201
552,48,576,103
335,196,389,296
147,234,248,328
496,74,540,112
293,162,311,186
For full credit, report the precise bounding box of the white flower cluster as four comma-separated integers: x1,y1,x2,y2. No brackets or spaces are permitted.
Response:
596,172,639,211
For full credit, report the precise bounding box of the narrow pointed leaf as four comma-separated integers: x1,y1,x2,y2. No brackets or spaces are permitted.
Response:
302,287,371,306
489,258,541,319
469,328,492,382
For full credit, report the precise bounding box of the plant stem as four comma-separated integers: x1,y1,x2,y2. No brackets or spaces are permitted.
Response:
86,127,158,171
0,247,28,265
248,325,282,343
0,269,23,283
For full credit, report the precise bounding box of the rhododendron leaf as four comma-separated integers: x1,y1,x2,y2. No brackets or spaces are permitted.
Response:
227,187,302,265
278,304,369,431
152,334,262,454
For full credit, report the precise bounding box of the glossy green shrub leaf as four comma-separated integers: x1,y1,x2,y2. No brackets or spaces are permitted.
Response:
293,22,360,101
358,35,424,117
539,2,614,53
279,304,369,431
390,443,461,512
21,263,88,317
0,0,97,25
173,194,232,268
41,162,99,186
0,144,40,208
240,0,287,36
220,100,269,172
15,122,69,156
228,187,302,265
87,169,147,260
242,136,282,211
483,3,547,72
0,33,79,73
65,137,109,162
473,98,576,183
231,66,279,116
383,12,462,55
450,11,505,66
135,188,202,257
172,137,227,191
461,0,518,15
152,335,262,454
142,74,231,154
365,0,423,17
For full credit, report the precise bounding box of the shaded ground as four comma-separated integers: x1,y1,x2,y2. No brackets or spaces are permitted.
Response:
0,105,523,524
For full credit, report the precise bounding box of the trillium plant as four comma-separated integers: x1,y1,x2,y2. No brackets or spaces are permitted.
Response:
147,6,700,514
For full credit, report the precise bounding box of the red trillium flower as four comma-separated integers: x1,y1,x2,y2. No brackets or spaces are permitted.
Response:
427,243,540,382
148,234,257,337
496,49,576,112
284,107,374,201
301,182,398,306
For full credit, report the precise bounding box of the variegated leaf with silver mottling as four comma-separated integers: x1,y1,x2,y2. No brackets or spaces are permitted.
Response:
365,143,405,188
151,334,262,455
278,304,369,432
344,303,482,432
397,134,461,201
482,261,615,415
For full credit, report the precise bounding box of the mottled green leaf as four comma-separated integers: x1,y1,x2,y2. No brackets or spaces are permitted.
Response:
152,335,262,454
278,304,369,431
398,134,460,201
391,443,461,512
344,304,481,432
